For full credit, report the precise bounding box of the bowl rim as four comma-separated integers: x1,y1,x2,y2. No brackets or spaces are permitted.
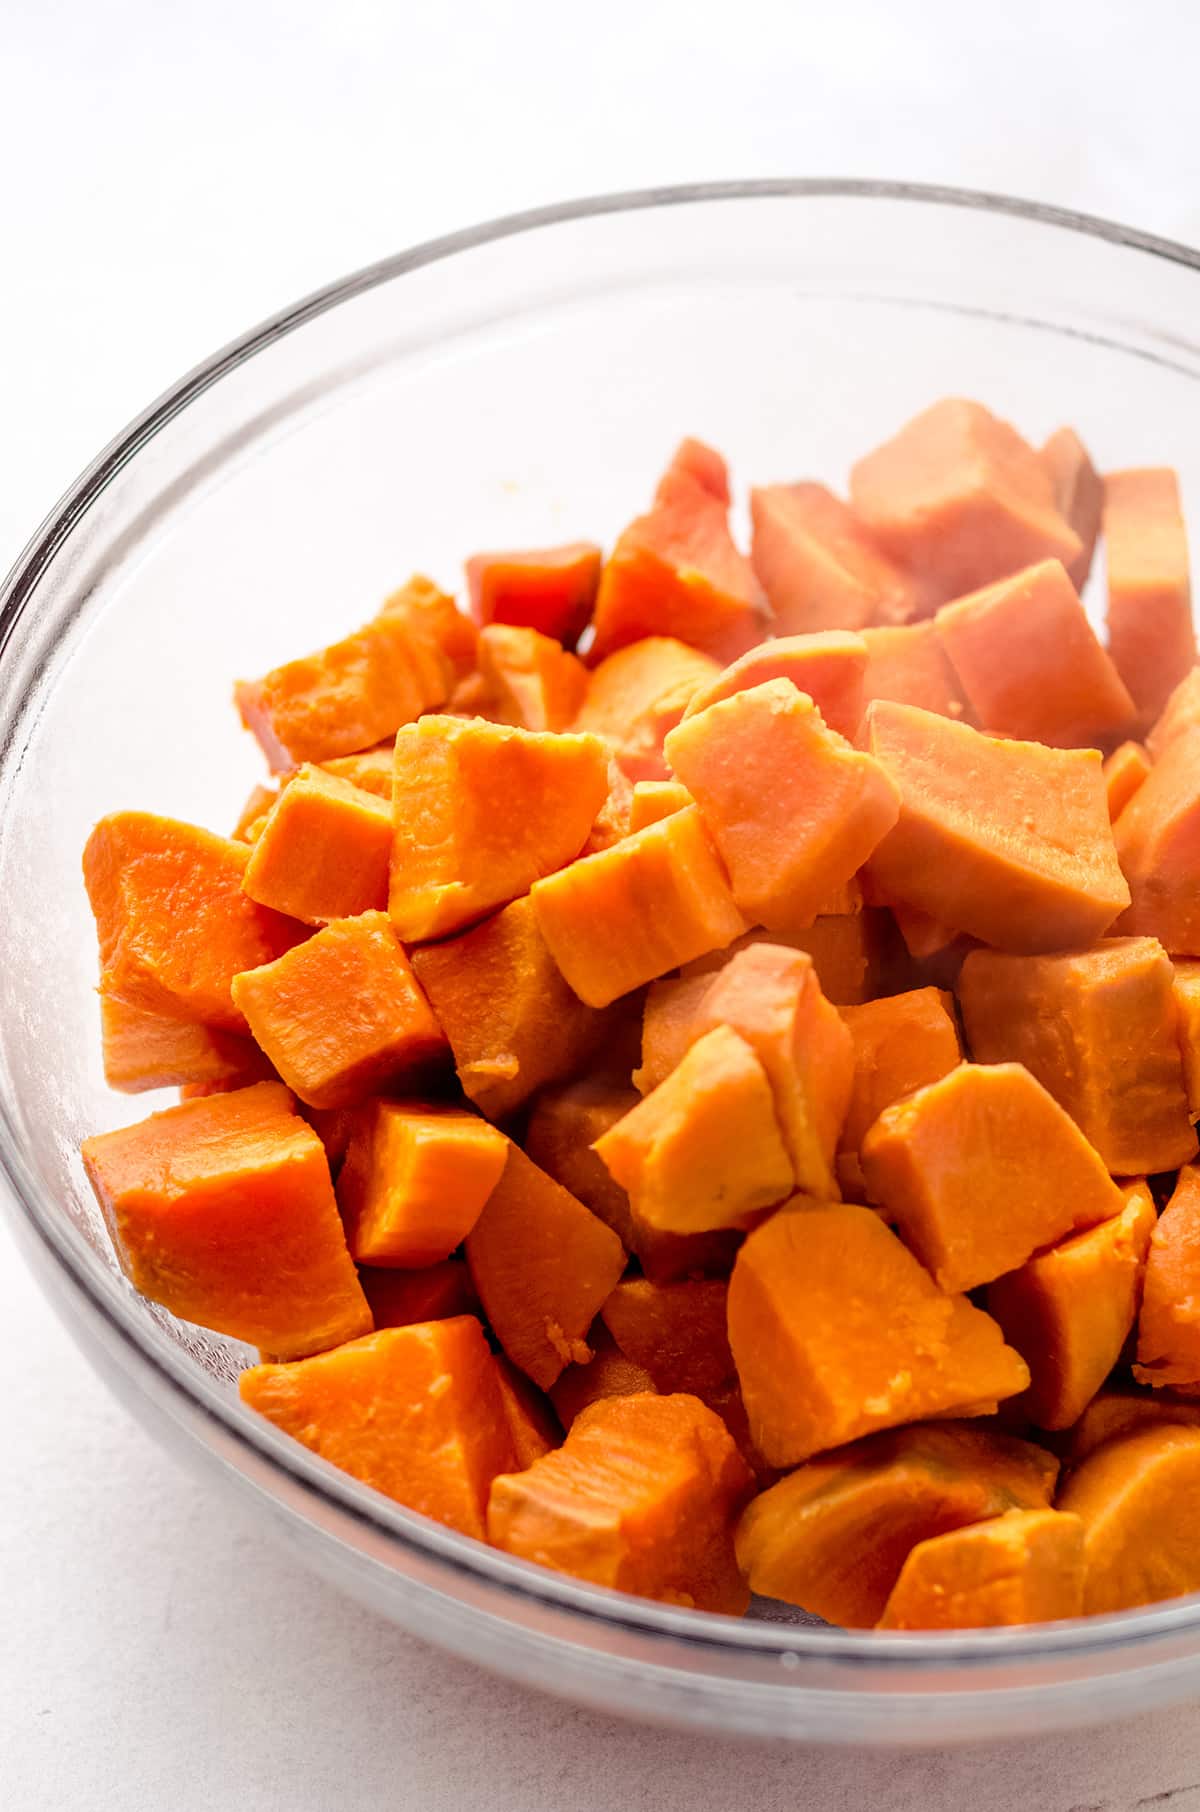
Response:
6,176,1200,1678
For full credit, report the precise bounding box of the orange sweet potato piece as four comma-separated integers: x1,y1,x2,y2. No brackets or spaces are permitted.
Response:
487,1391,754,1612
627,778,693,832
957,940,1196,1175
1060,1384,1200,1467
594,1026,793,1234
1103,740,1152,820
466,541,602,647
573,637,721,783
1057,1423,1200,1614
863,701,1129,952
377,574,478,680
849,399,1082,606
81,1081,371,1359
465,1143,626,1389
1147,666,1200,760
409,895,609,1121
590,442,771,665
836,988,961,1195
1172,960,1200,1118
241,765,392,925
550,1328,659,1426
633,973,719,1096
1113,726,1200,953
862,1063,1125,1294
232,911,447,1110
320,743,396,799
750,483,920,631
300,1102,358,1173
83,812,306,1034
986,1182,1157,1431
736,1421,1056,1626
476,624,589,731
233,783,279,841
1104,468,1195,728
681,630,868,740
580,760,635,856
358,1258,479,1328
679,913,894,1008
1135,1165,1200,1392
335,1100,506,1266
934,559,1134,747
494,1356,561,1467
240,1317,514,1538
664,680,900,933
876,1507,1085,1629
859,622,969,720
389,715,609,941
727,1203,1029,1468
1041,426,1103,592
601,1278,734,1401
98,992,273,1095
530,805,746,1009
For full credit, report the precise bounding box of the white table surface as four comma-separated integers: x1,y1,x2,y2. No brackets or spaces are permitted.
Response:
4,5,1200,1805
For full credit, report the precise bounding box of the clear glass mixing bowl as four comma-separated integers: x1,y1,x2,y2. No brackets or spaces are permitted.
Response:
5,181,1200,1746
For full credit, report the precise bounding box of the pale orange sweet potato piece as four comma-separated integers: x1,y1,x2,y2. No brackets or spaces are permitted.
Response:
1172,960,1200,1118
233,783,279,841
1057,1423,1200,1614
727,1203,1029,1468
495,1356,561,1467
957,940,1196,1175
664,680,900,933
986,1182,1158,1431
750,482,920,631
98,992,273,1095
476,624,588,731
877,1508,1085,1630
241,764,392,925
377,573,478,680
836,988,961,1196
1105,468,1195,727
593,1025,793,1234
81,1081,371,1359
849,398,1082,606
580,760,635,855
409,895,609,1122
530,805,746,1009
1147,666,1200,760
1103,740,1152,820
320,743,396,799
679,914,894,1008
736,1421,1056,1626
863,702,1129,952
488,1391,754,1612
1135,1165,1200,1393
1113,726,1200,953
934,558,1134,747
232,911,447,1110
83,812,306,1034
681,630,868,740
627,778,693,832
1060,1384,1200,1467
1041,426,1103,592
466,541,602,648
389,715,610,941
862,1063,1124,1294
335,1100,507,1267
549,1327,659,1426
465,1143,626,1389
601,1278,734,1401
240,1317,514,1538
573,637,721,783
859,622,969,720
358,1258,479,1329
633,973,719,1096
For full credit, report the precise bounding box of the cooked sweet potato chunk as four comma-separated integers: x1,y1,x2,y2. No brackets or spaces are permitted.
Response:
1114,725,1200,953
627,778,693,832
1104,468,1195,728
682,630,868,740
859,621,969,720
573,637,721,783
335,1100,507,1267
836,988,961,1197
1135,1165,1200,1393
549,1327,659,1426
1103,740,1152,820
476,624,588,731
1061,1385,1200,1467
242,764,392,924
98,993,273,1095
1041,425,1102,591
750,483,919,631
1058,1424,1200,1614
877,1508,1085,1630
466,541,602,647
358,1258,479,1329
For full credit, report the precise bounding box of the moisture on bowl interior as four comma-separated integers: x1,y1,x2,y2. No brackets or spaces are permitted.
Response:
77,397,1200,1631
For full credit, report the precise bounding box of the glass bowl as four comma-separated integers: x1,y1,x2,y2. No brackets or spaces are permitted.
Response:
5,180,1200,1747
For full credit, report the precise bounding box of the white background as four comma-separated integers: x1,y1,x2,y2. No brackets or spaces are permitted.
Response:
4,4,1200,1806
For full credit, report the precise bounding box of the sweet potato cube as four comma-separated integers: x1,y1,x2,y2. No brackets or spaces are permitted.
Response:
1135,1165,1200,1392
494,1357,561,1467
98,992,273,1095
593,1026,793,1234
487,1392,754,1612
358,1258,479,1329
83,812,305,1034
861,1063,1125,1293
749,482,920,631
232,911,447,1109
81,1081,371,1359
336,1100,507,1266
601,1278,735,1401
627,778,693,832
934,559,1134,747
1173,960,1200,1117
377,574,478,680
836,987,961,1195
849,398,1082,606
240,1317,515,1538
389,715,609,941
320,744,396,799
1147,666,1200,760
736,1422,1057,1626
531,806,745,1009
957,940,1197,1175
573,637,720,783
1058,1424,1200,1614
465,1143,626,1389
590,441,771,664
1041,426,1103,591
681,630,868,739
863,701,1129,952
1061,1385,1200,1467
987,1181,1157,1431
1114,726,1200,953
242,764,392,924
633,974,718,1096
664,680,900,933
550,1328,659,1427
410,896,609,1121
466,541,602,647
1103,740,1152,820
859,622,969,720
1105,468,1195,727
877,1508,1085,1630
727,1203,1029,1469
476,624,588,731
